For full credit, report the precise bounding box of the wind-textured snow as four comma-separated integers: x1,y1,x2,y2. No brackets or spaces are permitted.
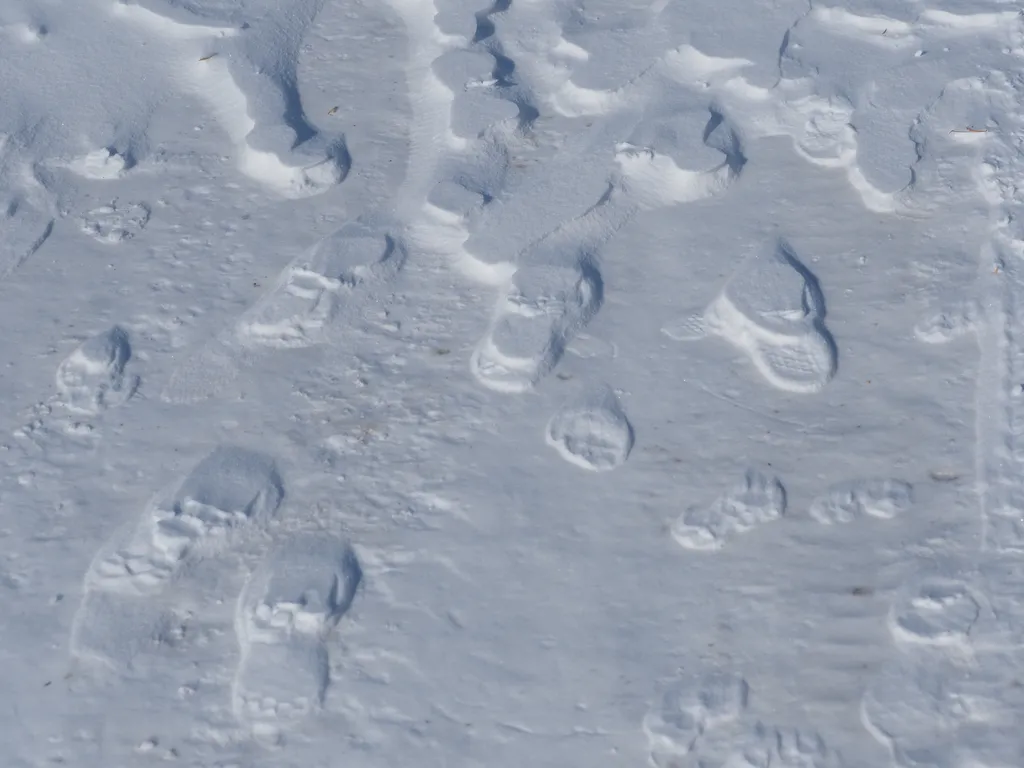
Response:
0,0,1020,765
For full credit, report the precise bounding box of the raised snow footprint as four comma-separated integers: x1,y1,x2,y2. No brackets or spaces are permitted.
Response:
471,263,602,393
672,470,786,551
914,300,981,344
55,326,139,414
236,220,406,349
664,240,836,394
546,385,634,471
888,577,981,649
809,479,913,525
71,446,283,668
615,107,745,208
83,446,283,598
233,533,361,742
643,670,749,766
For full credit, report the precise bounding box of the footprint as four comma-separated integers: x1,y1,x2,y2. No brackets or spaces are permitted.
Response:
860,653,967,768
808,479,913,525
914,300,981,344
692,723,844,768
615,107,746,208
0,195,53,277
13,327,138,460
70,446,283,668
545,384,634,471
55,327,139,415
451,92,521,141
432,0,493,40
664,239,837,394
714,74,890,211
163,218,404,401
236,220,407,349
82,446,283,597
762,726,844,768
643,670,749,766
888,577,980,649
431,49,521,140
471,262,602,393
671,470,786,551
80,201,150,244
232,533,361,743
425,178,491,224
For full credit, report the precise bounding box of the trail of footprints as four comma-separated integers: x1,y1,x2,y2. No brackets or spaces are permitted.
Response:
25,0,1015,759
672,473,913,551
406,0,849,485
861,28,1024,768
643,670,842,768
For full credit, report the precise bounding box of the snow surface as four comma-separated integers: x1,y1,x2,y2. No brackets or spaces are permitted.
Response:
0,0,1021,765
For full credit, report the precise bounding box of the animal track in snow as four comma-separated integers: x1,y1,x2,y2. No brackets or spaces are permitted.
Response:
0,195,52,277
888,577,980,649
644,666,842,768
671,469,786,551
236,220,406,350
983,505,1024,556
545,385,633,471
115,0,349,199
808,479,913,525
694,723,844,768
757,726,844,768
471,262,602,393
860,653,975,768
914,300,981,344
643,669,749,766
664,239,837,394
55,326,139,415
70,446,283,668
80,201,150,244
862,651,1024,766
233,533,361,743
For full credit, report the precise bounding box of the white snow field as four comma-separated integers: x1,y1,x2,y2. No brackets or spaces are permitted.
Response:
0,0,1022,764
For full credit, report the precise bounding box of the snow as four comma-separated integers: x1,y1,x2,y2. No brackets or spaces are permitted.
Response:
0,0,1021,765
